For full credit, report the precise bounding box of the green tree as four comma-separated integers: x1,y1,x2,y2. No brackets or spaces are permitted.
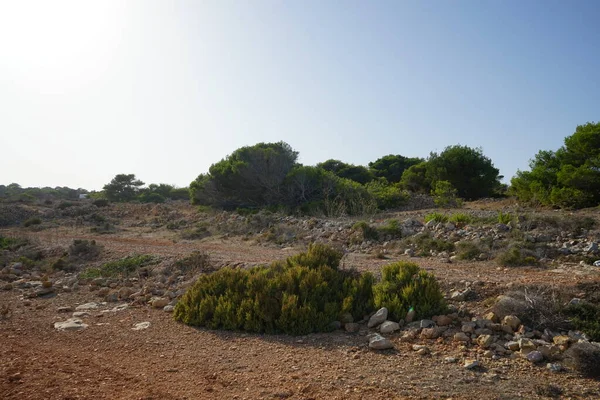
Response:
190,141,298,209
426,145,502,200
399,162,431,193
103,174,145,202
511,122,600,208
369,154,423,183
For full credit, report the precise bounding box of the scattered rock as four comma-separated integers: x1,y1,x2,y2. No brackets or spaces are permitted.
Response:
57,306,73,313
464,359,480,370
526,351,544,363
151,298,170,309
75,302,100,311
379,321,400,334
345,323,360,333
54,318,88,331
132,322,151,331
477,334,494,348
546,363,563,373
368,334,394,350
454,332,470,342
501,315,521,331
163,305,175,312
435,315,453,326
405,308,416,323
367,307,388,328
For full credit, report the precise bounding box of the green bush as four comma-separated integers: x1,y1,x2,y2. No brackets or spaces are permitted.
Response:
374,261,446,321
448,213,473,227
352,221,379,241
174,243,374,335
431,180,462,208
23,217,42,227
566,302,600,342
408,232,455,256
69,239,101,261
80,254,155,279
377,219,402,238
424,212,448,224
496,247,538,267
456,241,483,260
93,199,109,207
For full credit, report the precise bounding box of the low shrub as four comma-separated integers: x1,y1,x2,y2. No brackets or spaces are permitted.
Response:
496,247,538,267
492,288,570,330
80,254,155,279
174,243,374,335
93,199,110,208
377,219,402,238
563,341,600,379
431,180,462,208
566,302,600,342
409,232,455,256
180,223,211,240
456,241,483,260
424,212,448,224
173,251,213,276
91,222,116,234
23,217,42,227
351,221,379,241
0,236,28,251
69,239,102,261
374,261,446,321
448,213,473,228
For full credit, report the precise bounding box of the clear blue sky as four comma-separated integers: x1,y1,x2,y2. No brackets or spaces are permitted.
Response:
1,0,598,189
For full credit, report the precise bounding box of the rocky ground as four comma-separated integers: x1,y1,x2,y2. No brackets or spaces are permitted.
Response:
1,200,600,399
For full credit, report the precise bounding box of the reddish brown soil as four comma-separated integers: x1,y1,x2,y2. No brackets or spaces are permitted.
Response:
1,227,600,399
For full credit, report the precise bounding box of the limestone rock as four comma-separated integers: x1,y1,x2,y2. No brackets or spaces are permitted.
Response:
132,321,151,331
379,321,400,334
367,307,388,328
54,318,88,331
501,315,521,331
368,334,394,350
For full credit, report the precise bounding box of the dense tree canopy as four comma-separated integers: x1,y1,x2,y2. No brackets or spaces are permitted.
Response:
103,174,145,202
317,159,374,185
369,154,423,183
511,122,600,208
425,145,503,200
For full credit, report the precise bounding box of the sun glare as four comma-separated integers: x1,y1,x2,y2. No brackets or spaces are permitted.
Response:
0,1,126,92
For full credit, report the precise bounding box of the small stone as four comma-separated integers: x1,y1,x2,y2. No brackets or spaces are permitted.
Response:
57,306,73,313
526,351,544,363
477,334,494,348
552,335,570,346
379,321,400,334
435,315,453,326
412,345,430,355
501,315,521,331
54,318,88,331
546,363,562,373
368,334,394,350
400,329,418,342
506,341,520,351
345,323,360,333
483,312,499,323
454,332,470,342
483,350,494,358
421,327,442,339
464,359,480,370
420,319,435,329
163,305,175,312
367,307,388,328
151,298,169,309
72,311,90,318
75,302,99,311
518,338,536,354
444,357,458,363
132,322,151,331
461,322,476,334
593,260,600,267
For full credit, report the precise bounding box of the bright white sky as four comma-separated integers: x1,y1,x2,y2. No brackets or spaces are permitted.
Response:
1,1,598,190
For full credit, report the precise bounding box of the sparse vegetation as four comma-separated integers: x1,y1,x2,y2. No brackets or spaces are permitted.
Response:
456,241,484,260
424,212,448,224
448,213,473,227
566,302,600,342
80,254,156,279
23,217,42,227
496,247,538,267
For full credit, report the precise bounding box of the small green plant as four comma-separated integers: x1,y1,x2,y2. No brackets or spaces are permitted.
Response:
424,212,448,224
456,241,483,260
497,211,513,224
23,217,42,227
80,254,156,279
373,261,447,321
377,219,402,238
69,239,101,261
173,251,212,275
448,213,473,227
0,236,28,251
407,232,455,256
57,201,74,210
352,221,379,241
